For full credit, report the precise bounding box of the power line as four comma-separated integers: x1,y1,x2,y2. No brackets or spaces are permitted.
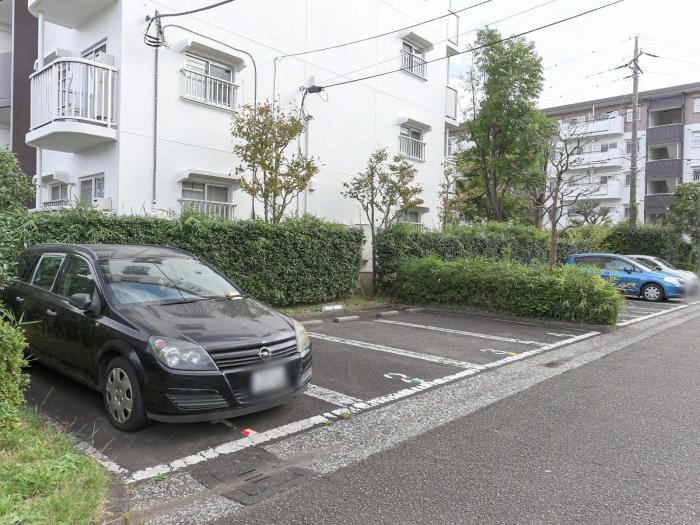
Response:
318,0,560,85
278,0,493,59
144,0,239,46
315,1,624,91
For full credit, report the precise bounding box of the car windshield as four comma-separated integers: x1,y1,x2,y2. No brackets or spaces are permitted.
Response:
629,258,655,272
656,258,676,270
98,256,241,306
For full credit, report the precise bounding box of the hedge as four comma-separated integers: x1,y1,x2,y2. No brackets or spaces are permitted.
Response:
0,210,364,306
376,223,591,291
601,222,692,268
394,257,623,325
0,315,28,432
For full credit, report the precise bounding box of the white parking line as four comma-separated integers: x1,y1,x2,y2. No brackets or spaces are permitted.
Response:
617,302,693,327
308,332,482,369
546,332,576,338
375,319,549,346
305,384,363,407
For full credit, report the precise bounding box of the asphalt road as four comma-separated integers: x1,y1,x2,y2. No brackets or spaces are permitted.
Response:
233,310,700,524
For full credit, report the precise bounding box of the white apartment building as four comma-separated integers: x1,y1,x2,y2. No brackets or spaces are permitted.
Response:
17,0,461,229
543,82,700,225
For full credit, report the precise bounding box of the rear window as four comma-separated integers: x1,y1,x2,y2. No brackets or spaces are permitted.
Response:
31,254,65,290
574,256,605,268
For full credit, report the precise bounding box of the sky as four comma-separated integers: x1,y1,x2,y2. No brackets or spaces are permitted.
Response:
448,0,700,109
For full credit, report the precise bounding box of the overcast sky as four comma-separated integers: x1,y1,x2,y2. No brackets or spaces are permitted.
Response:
449,0,700,109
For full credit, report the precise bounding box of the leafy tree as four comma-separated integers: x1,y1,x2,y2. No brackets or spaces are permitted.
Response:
342,148,422,292
567,200,611,227
0,148,34,211
668,183,700,250
458,28,551,222
232,102,319,223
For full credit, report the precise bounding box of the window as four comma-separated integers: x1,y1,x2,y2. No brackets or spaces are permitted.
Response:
694,97,700,113
569,116,585,125
625,173,631,186
574,146,584,155
603,258,634,272
181,181,229,203
57,257,96,299
574,256,605,268
692,131,700,148
82,40,107,61
401,41,426,79
398,209,421,226
626,140,640,154
49,183,68,202
625,106,641,122
80,175,104,203
624,205,630,218
183,54,236,109
16,254,40,282
399,126,425,160
693,169,700,182
599,175,609,185
31,254,65,291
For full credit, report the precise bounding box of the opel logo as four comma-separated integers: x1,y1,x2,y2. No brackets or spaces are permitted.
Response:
258,347,272,361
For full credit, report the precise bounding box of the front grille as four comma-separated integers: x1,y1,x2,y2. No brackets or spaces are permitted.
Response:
209,336,298,370
167,391,229,410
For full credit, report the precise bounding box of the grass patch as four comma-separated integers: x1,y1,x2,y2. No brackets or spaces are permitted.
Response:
278,293,393,316
0,410,108,525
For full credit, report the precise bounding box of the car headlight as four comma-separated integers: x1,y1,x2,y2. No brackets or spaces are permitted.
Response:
149,336,217,371
663,276,682,286
292,319,311,354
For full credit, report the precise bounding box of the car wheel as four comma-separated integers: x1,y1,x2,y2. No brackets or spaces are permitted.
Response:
641,283,664,303
103,356,151,431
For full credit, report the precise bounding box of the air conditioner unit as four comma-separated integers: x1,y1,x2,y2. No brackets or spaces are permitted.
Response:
42,48,74,65
93,198,112,211
94,52,115,66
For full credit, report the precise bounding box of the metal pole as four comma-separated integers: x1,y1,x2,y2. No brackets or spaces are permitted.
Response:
629,35,640,227
35,11,45,209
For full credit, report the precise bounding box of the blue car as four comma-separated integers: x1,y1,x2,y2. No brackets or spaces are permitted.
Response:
564,253,686,302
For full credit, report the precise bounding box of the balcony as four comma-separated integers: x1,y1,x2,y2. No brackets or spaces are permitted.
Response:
179,198,236,220
446,86,457,120
646,124,683,146
561,115,625,137
564,177,625,202
646,158,682,180
182,69,237,110
645,193,674,215
28,0,115,28
41,199,71,210
399,135,425,161
0,52,10,120
26,58,117,152
401,49,427,80
574,147,625,169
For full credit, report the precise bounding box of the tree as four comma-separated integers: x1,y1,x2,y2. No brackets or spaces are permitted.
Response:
567,200,611,227
538,122,600,264
438,162,460,230
342,148,423,292
668,183,700,251
0,148,34,211
458,28,552,222
232,102,319,223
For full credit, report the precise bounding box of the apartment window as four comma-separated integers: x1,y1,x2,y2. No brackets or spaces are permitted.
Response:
624,205,630,218
625,173,631,186
626,140,640,154
401,41,427,79
183,54,236,109
398,209,421,226
693,169,700,182
80,174,105,203
694,97,700,113
692,131,700,148
569,116,585,125
600,142,617,153
399,126,425,160
574,146,584,155
594,111,617,121
49,183,68,202
82,40,107,61
181,180,234,219
625,106,641,122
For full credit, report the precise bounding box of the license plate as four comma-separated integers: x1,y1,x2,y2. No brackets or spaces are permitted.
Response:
251,366,288,395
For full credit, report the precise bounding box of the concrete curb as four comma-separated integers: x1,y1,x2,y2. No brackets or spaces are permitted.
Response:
333,315,360,323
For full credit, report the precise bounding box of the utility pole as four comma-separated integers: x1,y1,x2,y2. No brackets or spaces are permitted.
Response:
629,35,641,227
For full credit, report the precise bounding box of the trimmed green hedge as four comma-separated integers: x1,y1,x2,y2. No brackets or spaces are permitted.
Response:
0,316,28,432
602,222,691,267
376,223,591,291
394,257,623,325
0,210,364,306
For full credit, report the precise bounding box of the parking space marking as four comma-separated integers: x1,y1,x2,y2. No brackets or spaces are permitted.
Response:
546,332,577,338
617,302,694,327
305,384,363,407
309,332,482,369
375,319,549,347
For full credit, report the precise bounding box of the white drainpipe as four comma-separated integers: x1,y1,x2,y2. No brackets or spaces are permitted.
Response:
35,12,45,209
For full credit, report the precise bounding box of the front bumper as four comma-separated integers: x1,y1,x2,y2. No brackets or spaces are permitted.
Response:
144,347,312,423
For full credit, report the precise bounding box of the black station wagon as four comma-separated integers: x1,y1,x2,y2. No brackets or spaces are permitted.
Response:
3,244,312,431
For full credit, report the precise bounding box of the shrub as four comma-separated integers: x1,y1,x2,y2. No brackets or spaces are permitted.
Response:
601,222,689,265
393,257,623,325
0,314,28,432
562,224,612,252
376,223,591,291
0,209,364,306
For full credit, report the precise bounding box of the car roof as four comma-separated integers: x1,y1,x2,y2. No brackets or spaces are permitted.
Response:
570,253,630,258
23,244,193,260
626,254,656,259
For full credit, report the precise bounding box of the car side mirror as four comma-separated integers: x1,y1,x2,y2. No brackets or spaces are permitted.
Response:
69,292,93,310
624,268,632,274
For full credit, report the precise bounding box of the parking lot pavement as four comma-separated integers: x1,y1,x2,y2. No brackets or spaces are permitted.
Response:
617,297,698,326
25,297,699,486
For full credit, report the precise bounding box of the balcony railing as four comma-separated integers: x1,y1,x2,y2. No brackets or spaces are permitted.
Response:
29,58,117,131
446,86,457,119
41,199,71,210
180,198,236,220
182,69,237,110
400,135,426,160
401,50,427,79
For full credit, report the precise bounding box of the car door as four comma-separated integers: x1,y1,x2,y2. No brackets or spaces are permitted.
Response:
46,255,99,383
23,253,67,360
602,257,640,295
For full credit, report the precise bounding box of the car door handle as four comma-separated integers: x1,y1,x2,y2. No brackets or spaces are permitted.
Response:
15,296,24,303
46,309,57,317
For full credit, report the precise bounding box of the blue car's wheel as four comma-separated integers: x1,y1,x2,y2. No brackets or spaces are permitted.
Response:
641,283,664,302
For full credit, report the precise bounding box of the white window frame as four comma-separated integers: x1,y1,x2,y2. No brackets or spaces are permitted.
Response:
82,39,107,61
49,182,68,201
181,180,231,203
692,168,700,182
399,125,426,160
182,53,237,110
401,40,427,79
693,97,700,113
79,174,105,203
692,131,700,148
625,106,641,122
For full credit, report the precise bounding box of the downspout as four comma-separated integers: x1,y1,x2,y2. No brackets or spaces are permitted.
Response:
35,11,44,209
151,44,159,209
304,116,310,215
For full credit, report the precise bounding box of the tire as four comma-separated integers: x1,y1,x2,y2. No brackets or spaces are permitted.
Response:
641,283,664,303
102,356,151,432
